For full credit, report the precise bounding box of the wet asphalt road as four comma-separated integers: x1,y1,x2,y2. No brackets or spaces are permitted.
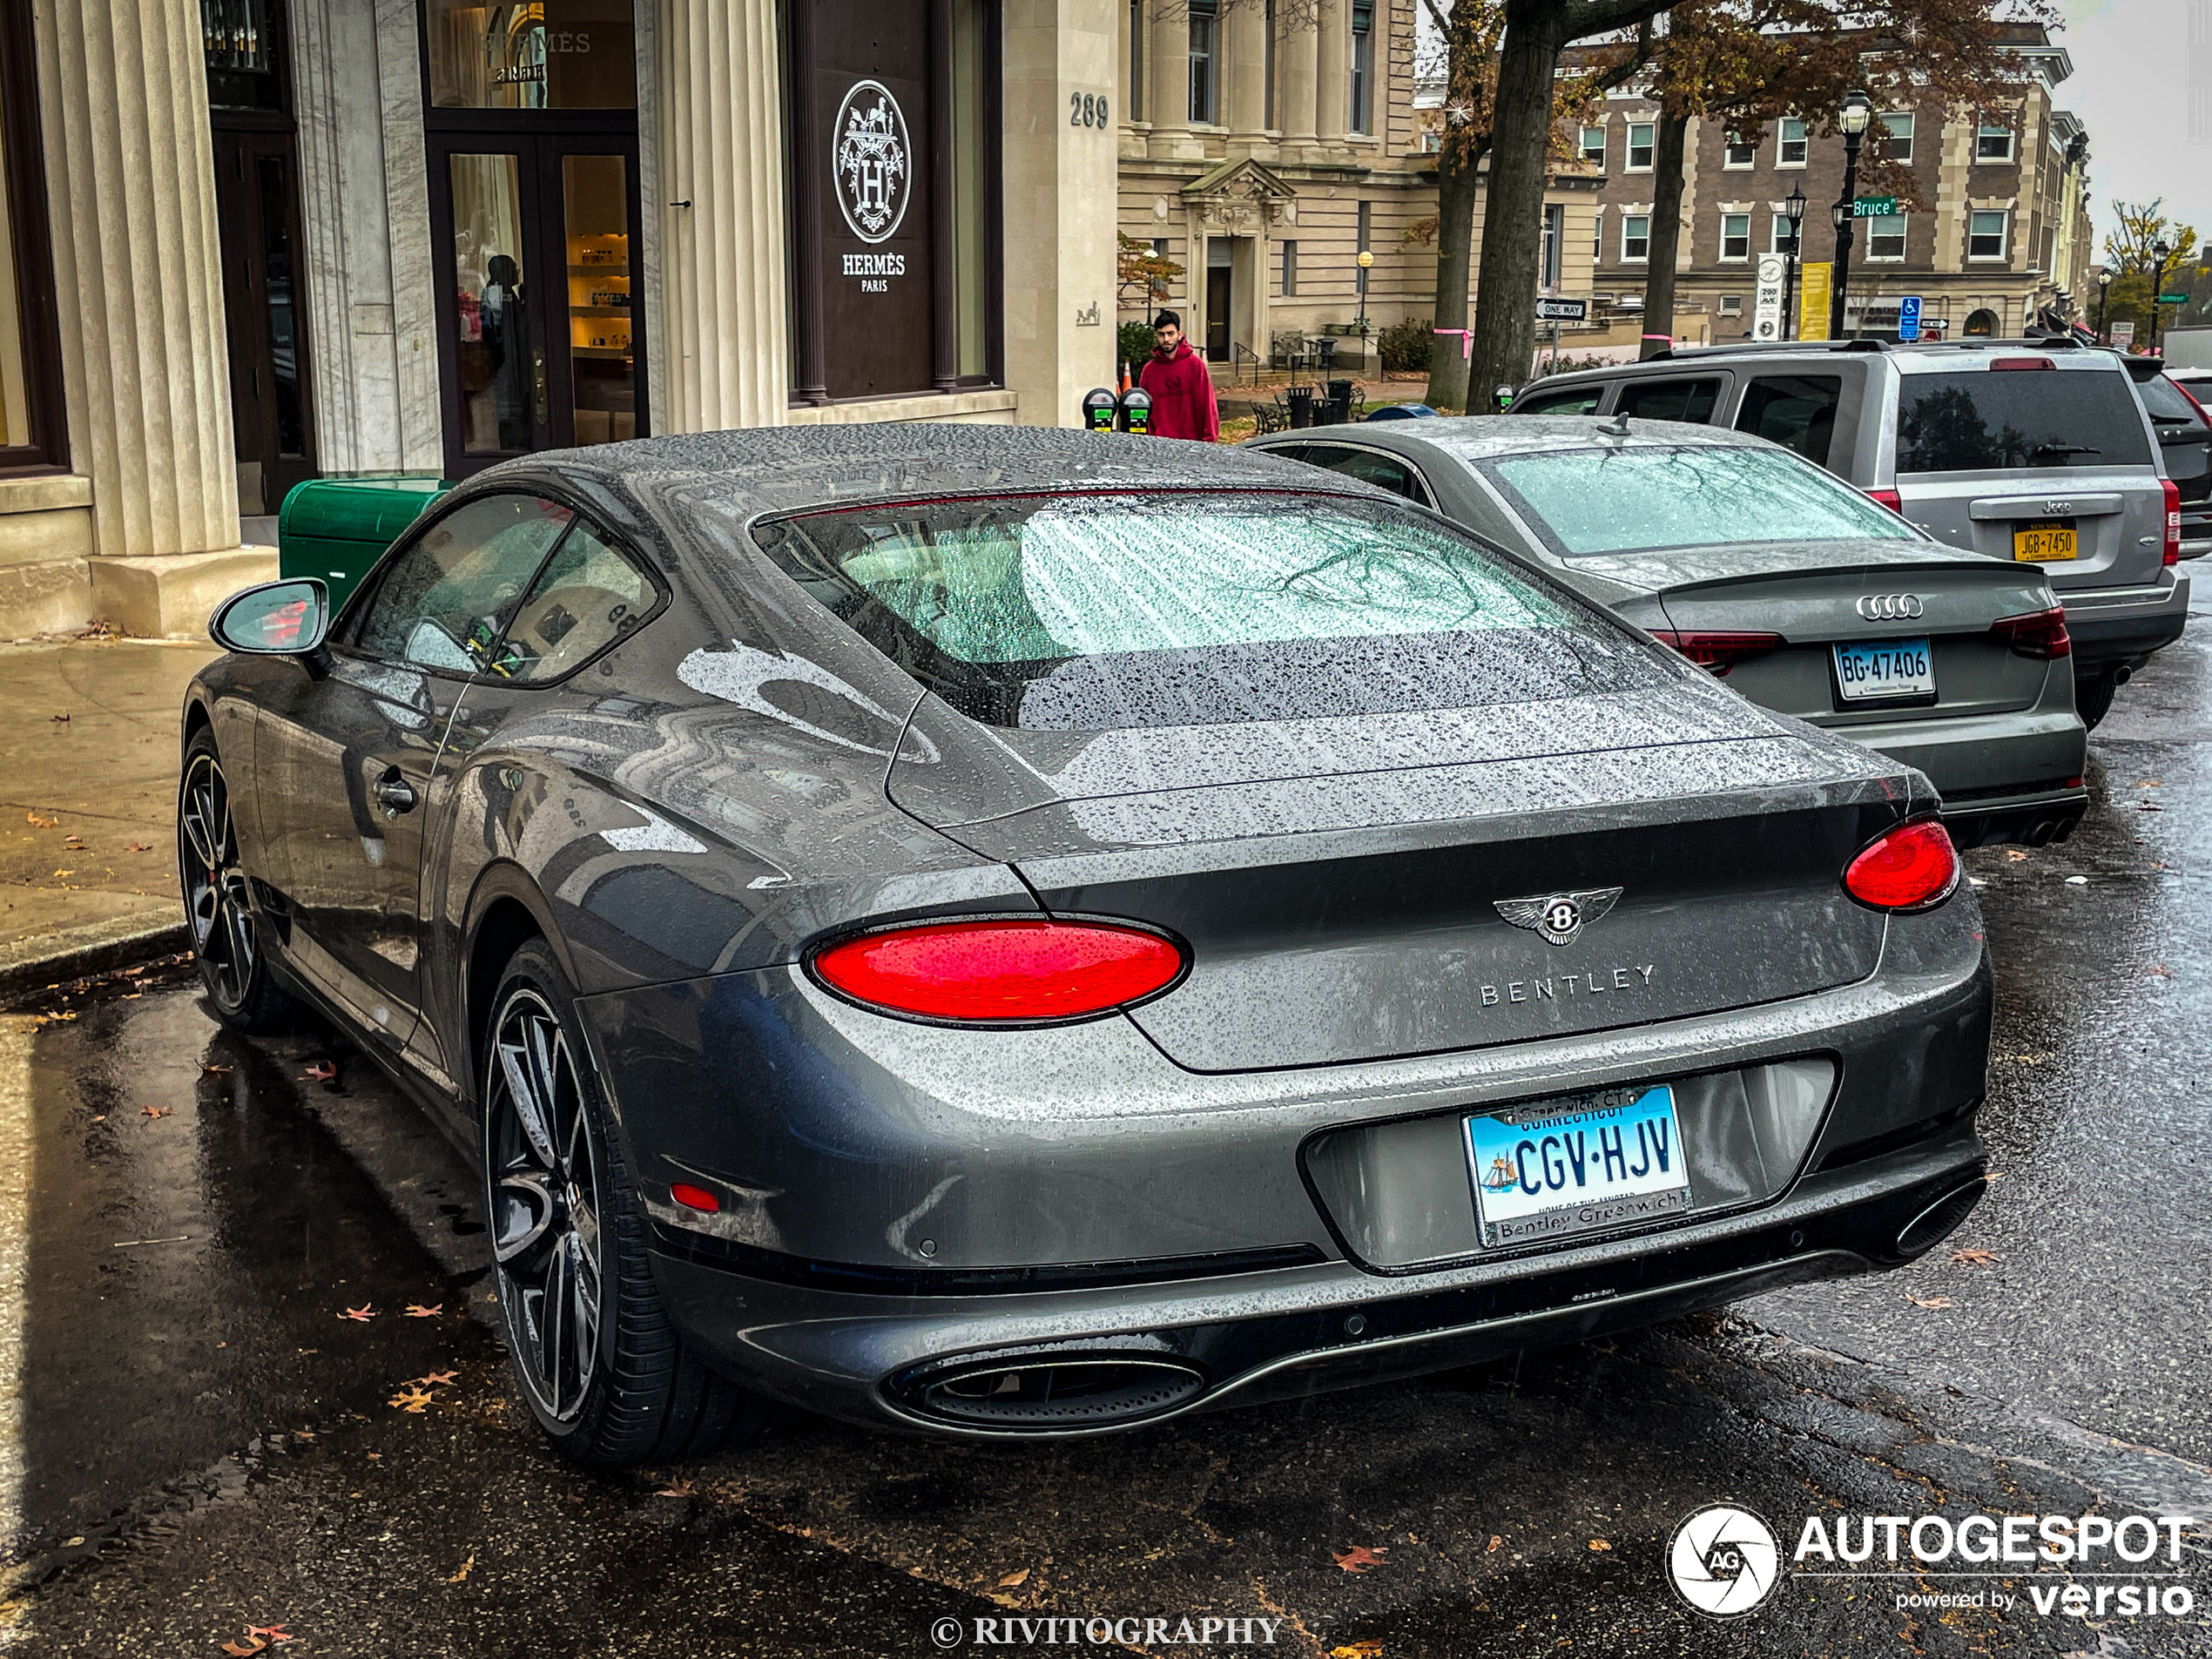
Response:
3,644,2211,1656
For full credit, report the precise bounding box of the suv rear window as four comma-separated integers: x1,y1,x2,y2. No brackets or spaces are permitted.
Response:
1895,368,2153,473
748,491,1664,729
1615,377,1723,423
2139,374,2204,425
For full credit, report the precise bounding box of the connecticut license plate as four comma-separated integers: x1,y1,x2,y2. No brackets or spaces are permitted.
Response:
1465,1084,1690,1249
2013,521,2077,562
1833,637,1935,702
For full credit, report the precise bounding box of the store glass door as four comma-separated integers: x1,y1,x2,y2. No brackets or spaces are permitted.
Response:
432,136,642,476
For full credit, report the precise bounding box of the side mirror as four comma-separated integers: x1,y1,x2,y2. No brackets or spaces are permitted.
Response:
210,577,331,658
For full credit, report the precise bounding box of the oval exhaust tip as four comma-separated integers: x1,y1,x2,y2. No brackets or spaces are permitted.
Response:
908,1357,1207,1430
1896,1178,1987,1258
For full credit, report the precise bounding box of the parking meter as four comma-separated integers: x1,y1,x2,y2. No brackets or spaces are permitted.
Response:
1082,388,1118,432
1118,387,1153,435
1493,384,1515,413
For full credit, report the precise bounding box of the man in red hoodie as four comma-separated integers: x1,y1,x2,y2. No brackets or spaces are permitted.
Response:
1136,310,1220,442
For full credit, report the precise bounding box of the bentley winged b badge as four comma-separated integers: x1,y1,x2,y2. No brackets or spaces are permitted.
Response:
1494,887,1624,947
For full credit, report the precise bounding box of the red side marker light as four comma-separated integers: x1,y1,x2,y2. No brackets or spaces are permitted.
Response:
670,1183,720,1213
811,919,1186,1024
1844,819,1961,912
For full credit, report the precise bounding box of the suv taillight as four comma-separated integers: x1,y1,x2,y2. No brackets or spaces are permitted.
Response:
1990,605,2071,660
1649,630,1784,677
1844,819,1961,913
1864,487,1905,515
810,918,1186,1024
2164,479,2182,565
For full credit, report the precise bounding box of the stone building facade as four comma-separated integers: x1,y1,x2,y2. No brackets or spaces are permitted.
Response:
1574,24,2095,345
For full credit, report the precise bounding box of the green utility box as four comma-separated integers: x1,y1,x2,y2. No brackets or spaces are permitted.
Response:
278,475,454,611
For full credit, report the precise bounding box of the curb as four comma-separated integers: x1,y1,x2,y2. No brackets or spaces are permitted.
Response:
0,916,190,1006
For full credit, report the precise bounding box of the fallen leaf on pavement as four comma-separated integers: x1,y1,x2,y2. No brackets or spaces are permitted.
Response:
1950,1248,2000,1267
50,712,68,724
246,1626,293,1645
1905,1294,1955,1310
1487,1535,1501,1553
201,1063,233,1076
339,1305,374,1323
1333,1545,1388,1573
220,1642,263,1657
126,842,152,853
1329,1643,1385,1658
2150,964,2172,978
654,1477,695,1499
51,869,72,879
997,1568,1030,1588
448,1554,475,1583
140,1106,172,1120
388,1386,435,1413
2141,779,2162,787
63,835,84,849
25,811,56,827
1588,1539,1611,1552
303,1062,337,1082
412,1371,459,1387
2004,847,2029,861
403,1304,442,1318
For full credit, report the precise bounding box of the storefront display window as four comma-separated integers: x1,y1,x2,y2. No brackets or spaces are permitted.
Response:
0,3,64,473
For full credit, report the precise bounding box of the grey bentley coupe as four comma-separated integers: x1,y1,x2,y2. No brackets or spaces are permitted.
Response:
181,427,1992,1468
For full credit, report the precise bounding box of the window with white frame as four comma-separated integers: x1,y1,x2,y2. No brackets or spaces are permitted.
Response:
1724,132,1755,167
1975,119,2013,161
1720,294,1743,315
1720,212,1750,260
1777,118,1807,166
1591,208,1603,260
1280,239,1297,296
1622,213,1650,260
1349,0,1374,134
1865,212,1905,260
1580,125,1606,166
1880,111,1913,163
1627,122,1655,170
1541,202,1565,288
1770,213,1800,255
1968,209,2007,259
1189,0,1217,125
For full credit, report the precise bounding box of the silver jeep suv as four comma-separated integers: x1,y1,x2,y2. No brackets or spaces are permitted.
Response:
1514,339,2186,726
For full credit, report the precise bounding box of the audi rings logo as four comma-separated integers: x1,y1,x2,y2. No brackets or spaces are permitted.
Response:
1857,592,1925,622
1669,1504,1783,1619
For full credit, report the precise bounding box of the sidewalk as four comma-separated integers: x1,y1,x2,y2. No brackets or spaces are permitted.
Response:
0,637,215,990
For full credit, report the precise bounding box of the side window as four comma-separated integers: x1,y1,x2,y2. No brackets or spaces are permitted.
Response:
489,521,659,682
1299,445,1433,506
1735,374,1844,464
348,495,572,672
1615,377,1724,424
1514,386,1605,416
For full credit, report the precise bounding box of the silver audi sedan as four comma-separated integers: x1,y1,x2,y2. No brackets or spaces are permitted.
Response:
1250,415,2088,848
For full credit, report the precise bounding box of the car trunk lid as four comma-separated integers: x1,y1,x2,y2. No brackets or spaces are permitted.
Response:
888,684,1906,1072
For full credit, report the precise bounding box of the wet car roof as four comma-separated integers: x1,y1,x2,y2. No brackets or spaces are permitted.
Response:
1267,415,1753,462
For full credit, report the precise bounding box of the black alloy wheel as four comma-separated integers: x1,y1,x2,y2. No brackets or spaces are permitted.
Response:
481,939,769,1467
178,731,290,1031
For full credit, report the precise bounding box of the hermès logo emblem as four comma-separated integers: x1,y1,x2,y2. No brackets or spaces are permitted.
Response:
834,81,910,245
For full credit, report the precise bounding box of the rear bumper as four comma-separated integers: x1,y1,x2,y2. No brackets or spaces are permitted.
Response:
1822,701,2087,846
2062,568,2191,675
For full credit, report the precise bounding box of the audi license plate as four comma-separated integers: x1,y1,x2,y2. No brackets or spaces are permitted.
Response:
2013,520,2077,562
1466,1084,1690,1249
1834,636,1935,703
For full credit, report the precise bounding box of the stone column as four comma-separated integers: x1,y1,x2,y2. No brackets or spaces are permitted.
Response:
34,0,269,633
1225,3,1268,157
1146,1,1204,159
1283,5,1320,161
657,0,791,432
1315,0,1348,154
1004,0,1119,426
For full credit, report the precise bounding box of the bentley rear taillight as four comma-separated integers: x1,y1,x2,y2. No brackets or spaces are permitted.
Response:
1650,630,1784,677
1844,819,1961,913
810,919,1186,1024
1990,605,2071,660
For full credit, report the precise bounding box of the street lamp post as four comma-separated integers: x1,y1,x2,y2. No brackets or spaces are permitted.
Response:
1355,248,1372,336
2151,238,2171,355
1829,90,1873,341
1782,184,1807,340
2097,266,2114,342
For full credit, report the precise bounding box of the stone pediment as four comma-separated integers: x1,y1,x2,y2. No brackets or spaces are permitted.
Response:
1181,158,1298,228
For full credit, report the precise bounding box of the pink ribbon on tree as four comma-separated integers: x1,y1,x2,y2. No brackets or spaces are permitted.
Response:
1433,327,1474,360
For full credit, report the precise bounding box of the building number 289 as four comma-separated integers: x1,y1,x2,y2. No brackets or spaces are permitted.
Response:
1070,91,1109,127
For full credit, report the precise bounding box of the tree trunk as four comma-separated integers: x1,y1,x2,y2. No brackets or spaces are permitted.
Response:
1639,106,1689,360
1424,145,1484,410
1466,0,1570,407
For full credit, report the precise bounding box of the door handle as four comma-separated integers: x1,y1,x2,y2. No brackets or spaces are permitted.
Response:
375,772,417,815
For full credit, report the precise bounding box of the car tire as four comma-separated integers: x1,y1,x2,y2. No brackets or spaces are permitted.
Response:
482,938,770,1469
2076,672,2117,732
177,728,293,1033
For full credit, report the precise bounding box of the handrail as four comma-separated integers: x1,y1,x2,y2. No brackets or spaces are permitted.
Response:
1231,340,1262,386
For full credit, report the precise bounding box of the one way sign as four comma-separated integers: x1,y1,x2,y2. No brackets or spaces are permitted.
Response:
1534,297,1589,322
